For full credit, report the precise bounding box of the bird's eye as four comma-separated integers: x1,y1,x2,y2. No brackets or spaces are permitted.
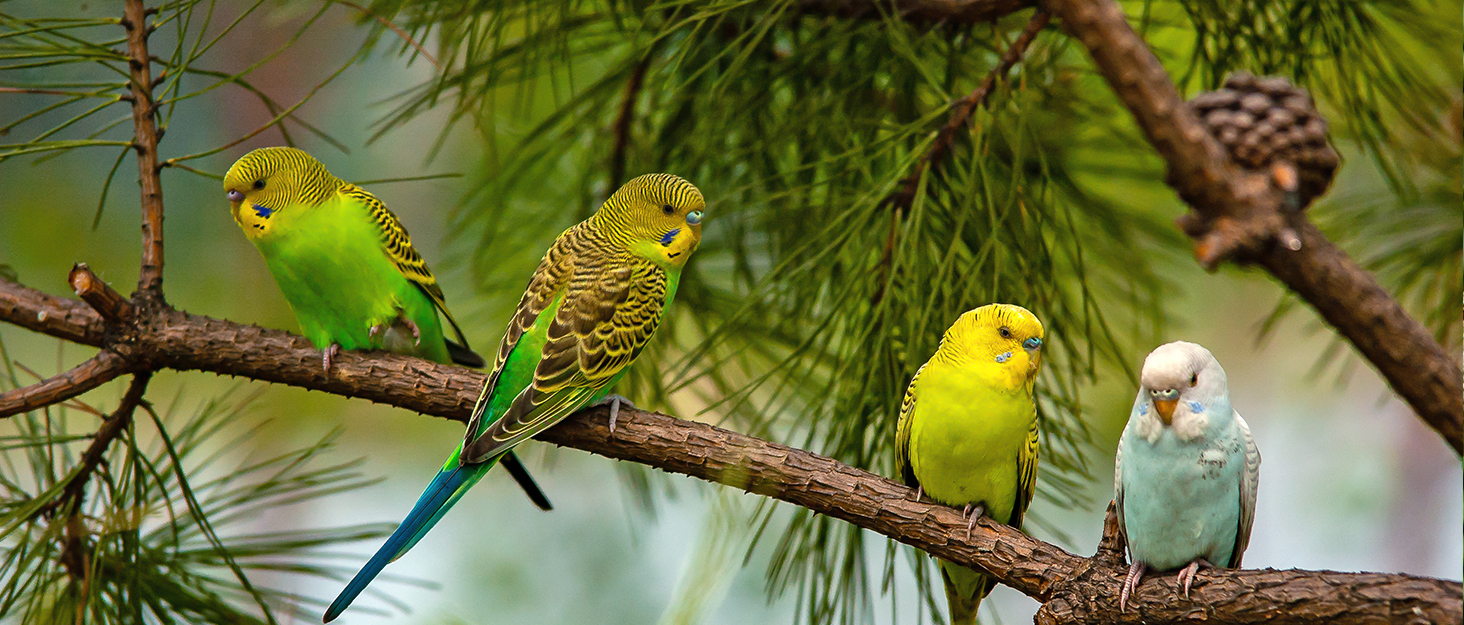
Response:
998,327,1012,339
252,180,265,190
662,204,675,215
1189,373,1198,387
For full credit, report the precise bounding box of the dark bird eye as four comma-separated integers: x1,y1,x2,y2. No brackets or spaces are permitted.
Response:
998,327,1012,339
252,180,265,190
1189,373,1198,387
662,204,675,215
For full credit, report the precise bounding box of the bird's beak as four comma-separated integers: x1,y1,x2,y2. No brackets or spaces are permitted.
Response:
1153,398,1177,425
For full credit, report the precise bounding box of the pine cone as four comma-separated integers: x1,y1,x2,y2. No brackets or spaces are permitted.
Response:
1190,72,1340,210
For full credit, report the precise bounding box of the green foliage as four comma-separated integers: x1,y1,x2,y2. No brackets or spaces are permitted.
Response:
0,359,395,623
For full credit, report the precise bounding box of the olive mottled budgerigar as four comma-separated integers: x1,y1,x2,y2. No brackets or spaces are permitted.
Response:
895,304,1045,625
323,173,706,622
222,146,553,514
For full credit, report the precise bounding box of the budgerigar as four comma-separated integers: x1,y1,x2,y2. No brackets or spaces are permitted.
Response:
323,173,706,622
223,146,553,514
895,304,1045,625
1114,341,1260,611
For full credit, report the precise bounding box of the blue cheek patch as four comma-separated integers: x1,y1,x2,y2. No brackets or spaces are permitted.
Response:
1139,404,1148,416
252,204,274,218
994,351,1012,363
659,228,680,246
1189,401,1205,413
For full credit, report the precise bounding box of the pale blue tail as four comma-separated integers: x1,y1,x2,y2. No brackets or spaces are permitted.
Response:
323,458,491,622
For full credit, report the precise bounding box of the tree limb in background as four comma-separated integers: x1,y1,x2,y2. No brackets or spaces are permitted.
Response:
0,275,1456,624
1041,0,1463,454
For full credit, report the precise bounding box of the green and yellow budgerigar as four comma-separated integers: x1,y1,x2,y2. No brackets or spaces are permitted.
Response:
223,146,553,513
323,172,706,622
895,304,1045,625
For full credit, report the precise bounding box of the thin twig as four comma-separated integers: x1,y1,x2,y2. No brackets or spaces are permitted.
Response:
330,0,440,70
54,372,151,582
0,352,130,419
122,0,165,299
609,54,653,186
69,263,132,323
881,9,1050,212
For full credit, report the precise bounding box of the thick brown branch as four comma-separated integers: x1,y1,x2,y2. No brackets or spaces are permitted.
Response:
1041,0,1463,454
0,352,130,419
0,281,1454,623
0,280,106,347
797,0,1031,25
123,0,165,298
883,9,1050,211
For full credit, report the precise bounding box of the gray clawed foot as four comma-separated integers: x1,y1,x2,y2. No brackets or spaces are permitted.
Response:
1120,561,1146,612
961,503,985,541
322,343,341,372
593,394,635,434
1175,558,1213,599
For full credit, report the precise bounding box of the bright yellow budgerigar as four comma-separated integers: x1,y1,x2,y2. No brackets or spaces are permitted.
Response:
895,304,1045,625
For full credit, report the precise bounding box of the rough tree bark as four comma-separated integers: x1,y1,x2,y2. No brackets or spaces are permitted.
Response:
0,1,1458,624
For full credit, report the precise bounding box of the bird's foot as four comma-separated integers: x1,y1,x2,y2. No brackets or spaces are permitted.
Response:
913,486,923,502
1175,558,1213,599
960,503,985,541
592,394,636,434
1119,561,1147,612
368,323,384,340
404,317,421,346
322,343,341,373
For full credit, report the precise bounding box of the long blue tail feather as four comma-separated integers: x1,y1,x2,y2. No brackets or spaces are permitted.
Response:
324,459,491,622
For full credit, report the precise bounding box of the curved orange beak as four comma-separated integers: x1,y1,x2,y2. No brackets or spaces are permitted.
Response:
1153,399,1177,425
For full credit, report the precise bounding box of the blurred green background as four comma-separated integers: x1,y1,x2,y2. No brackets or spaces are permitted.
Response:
1,1,1459,623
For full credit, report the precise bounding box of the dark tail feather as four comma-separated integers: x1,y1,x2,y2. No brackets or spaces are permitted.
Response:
500,452,553,511
445,339,486,368
324,464,475,622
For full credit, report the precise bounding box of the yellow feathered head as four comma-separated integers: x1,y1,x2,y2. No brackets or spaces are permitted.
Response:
223,147,340,227
593,173,706,268
939,303,1046,384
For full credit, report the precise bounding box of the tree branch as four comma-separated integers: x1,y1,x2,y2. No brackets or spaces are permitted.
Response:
882,8,1050,212
0,352,130,419
122,0,165,299
55,372,151,582
1040,0,1463,455
0,275,1455,623
609,54,652,187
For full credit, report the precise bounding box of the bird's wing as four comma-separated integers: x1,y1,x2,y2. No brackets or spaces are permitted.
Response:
460,230,578,443
461,254,668,464
1113,419,1131,548
894,363,926,489
1011,414,1039,528
1230,411,1261,568
340,184,475,351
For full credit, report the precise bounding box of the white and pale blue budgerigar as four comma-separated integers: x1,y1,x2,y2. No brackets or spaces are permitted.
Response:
1114,341,1260,611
